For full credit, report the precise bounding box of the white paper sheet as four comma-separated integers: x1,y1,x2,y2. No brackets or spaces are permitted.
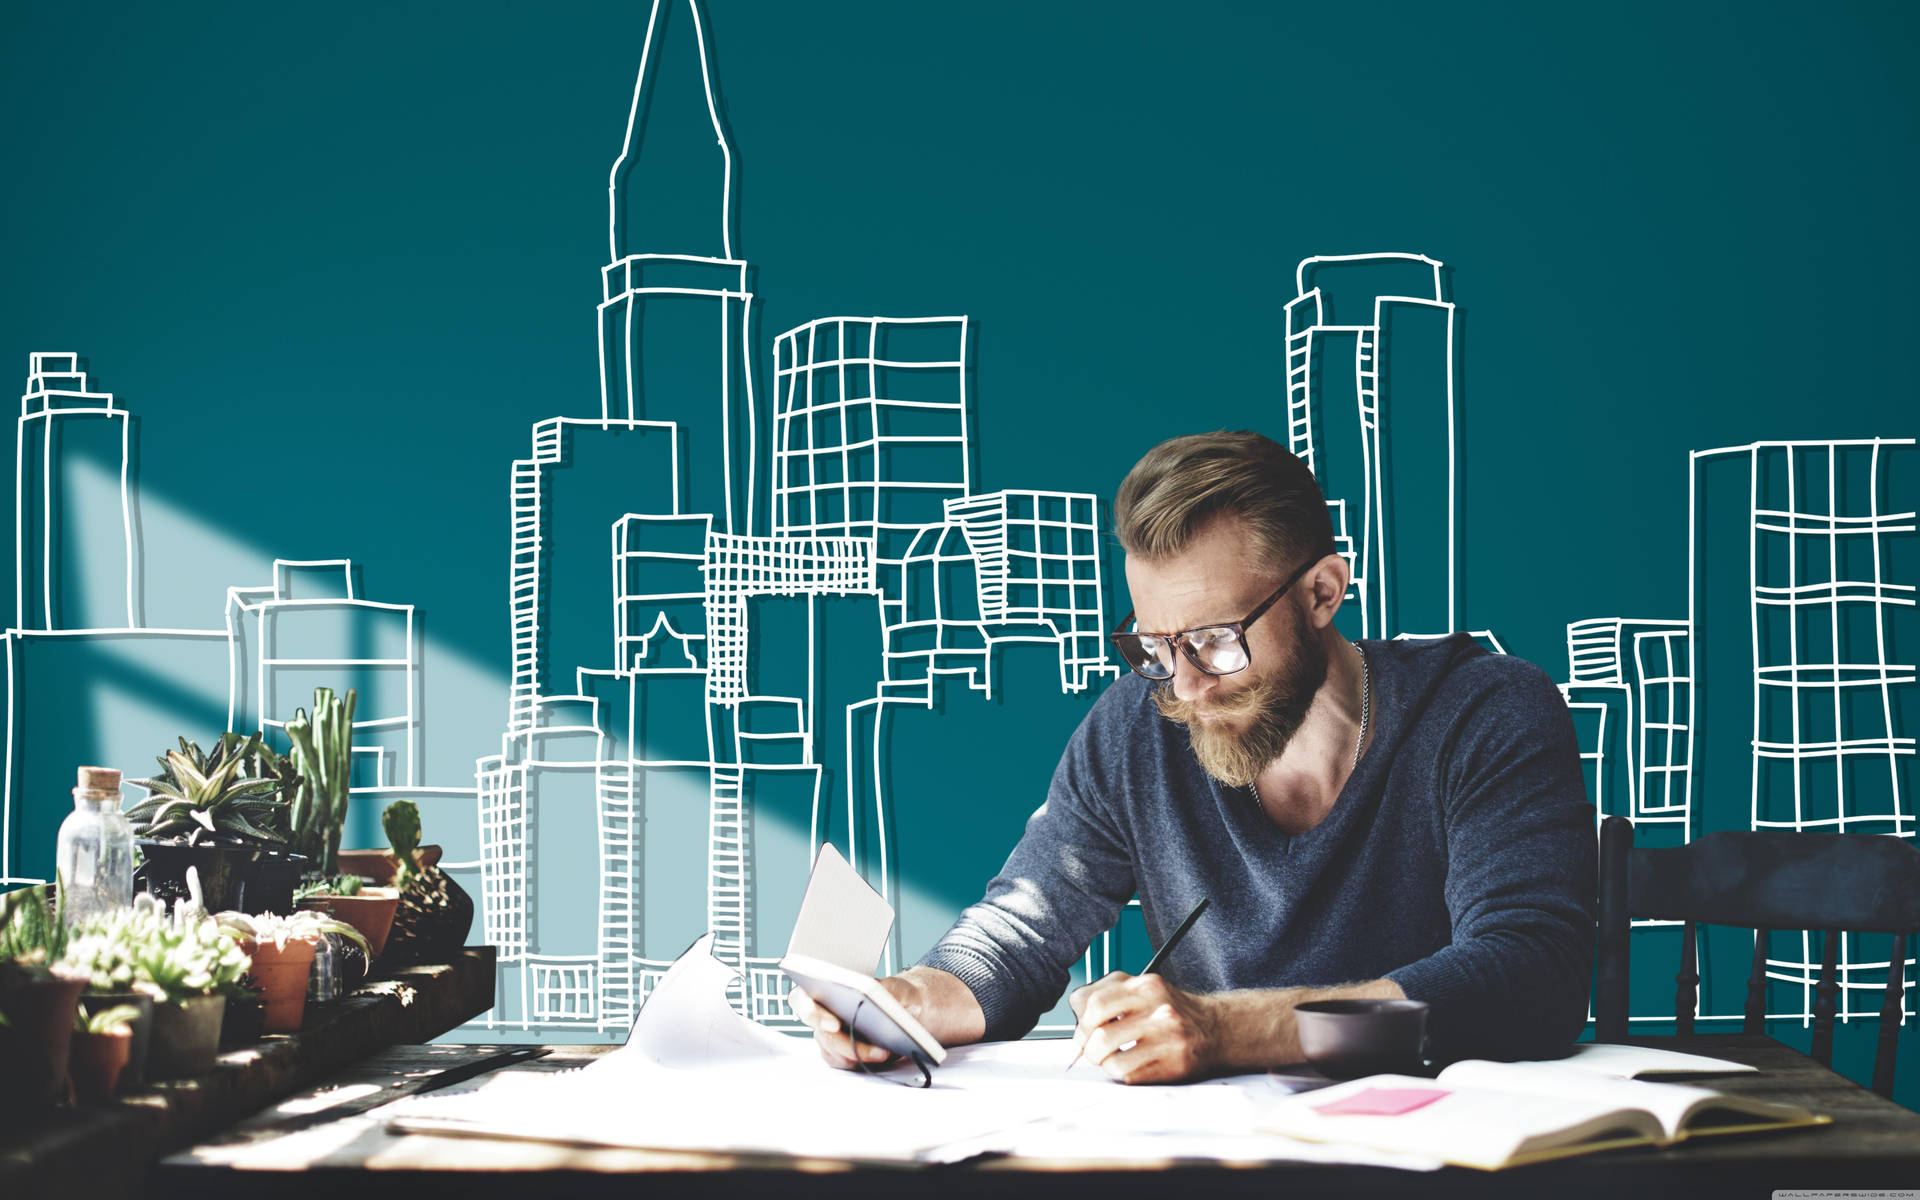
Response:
1550,1042,1755,1077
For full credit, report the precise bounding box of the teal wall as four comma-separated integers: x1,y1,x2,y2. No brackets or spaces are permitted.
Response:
4,1,1917,1101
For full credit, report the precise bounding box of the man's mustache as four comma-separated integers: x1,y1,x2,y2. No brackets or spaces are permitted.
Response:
1153,676,1275,725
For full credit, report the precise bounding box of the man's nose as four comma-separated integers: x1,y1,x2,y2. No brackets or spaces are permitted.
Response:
1170,649,1216,704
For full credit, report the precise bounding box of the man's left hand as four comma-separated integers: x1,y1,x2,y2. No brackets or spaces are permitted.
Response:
1069,971,1221,1084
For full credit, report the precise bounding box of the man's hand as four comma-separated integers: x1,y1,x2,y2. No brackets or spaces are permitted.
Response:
1069,974,1409,1083
788,976,920,1069
1068,971,1222,1084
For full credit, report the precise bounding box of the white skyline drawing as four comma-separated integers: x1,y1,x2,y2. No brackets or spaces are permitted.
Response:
1560,438,1916,1028
469,0,1118,1033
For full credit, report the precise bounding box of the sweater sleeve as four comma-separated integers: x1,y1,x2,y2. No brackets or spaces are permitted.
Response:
915,704,1139,1041
1385,660,1597,1060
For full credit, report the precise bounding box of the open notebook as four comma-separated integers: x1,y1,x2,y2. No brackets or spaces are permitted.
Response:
1260,1057,1827,1170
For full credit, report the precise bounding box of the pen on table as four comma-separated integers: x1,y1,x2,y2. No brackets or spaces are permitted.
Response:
1066,895,1211,1071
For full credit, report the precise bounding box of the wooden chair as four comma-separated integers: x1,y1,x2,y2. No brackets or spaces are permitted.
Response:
1596,815,1920,1098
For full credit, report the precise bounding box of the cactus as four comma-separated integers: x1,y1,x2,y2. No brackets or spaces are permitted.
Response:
284,687,357,876
383,799,423,890
381,800,471,964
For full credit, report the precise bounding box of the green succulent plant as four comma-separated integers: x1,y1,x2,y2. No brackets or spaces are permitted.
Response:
215,909,372,959
0,879,69,966
59,908,165,996
126,732,298,848
118,892,252,1001
293,874,363,903
75,1002,141,1035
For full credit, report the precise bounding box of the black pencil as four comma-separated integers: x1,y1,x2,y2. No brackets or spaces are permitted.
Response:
1066,895,1211,1070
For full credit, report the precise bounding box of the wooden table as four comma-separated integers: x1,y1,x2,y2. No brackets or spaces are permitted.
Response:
149,1034,1920,1199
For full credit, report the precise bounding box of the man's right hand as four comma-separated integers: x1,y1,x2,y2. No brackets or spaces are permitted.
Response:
788,976,921,1069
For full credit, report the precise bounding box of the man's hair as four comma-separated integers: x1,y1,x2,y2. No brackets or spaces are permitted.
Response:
1113,430,1336,569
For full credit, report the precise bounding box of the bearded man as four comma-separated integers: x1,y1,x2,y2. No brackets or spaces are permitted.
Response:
792,431,1596,1083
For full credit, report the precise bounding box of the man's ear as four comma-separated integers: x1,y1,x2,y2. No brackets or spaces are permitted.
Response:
1304,552,1350,629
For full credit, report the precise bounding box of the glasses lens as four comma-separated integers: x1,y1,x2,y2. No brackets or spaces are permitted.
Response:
1187,627,1249,675
1112,634,1174,679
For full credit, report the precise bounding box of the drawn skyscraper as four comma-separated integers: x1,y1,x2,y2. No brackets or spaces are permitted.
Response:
1284,254,1456,639
1560,616,1693,836
599,0,757,537
1693,439,1916,1021
772,316,969,627
225,560,422,791
15,353,134,631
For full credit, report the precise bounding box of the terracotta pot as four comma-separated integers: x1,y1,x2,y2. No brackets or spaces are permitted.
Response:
80,991,155,1087
0,966,87,1118
148,993,226,1078
335,845,441,887
298,886,399,960
69,1028,132,1102
248,938,317,1033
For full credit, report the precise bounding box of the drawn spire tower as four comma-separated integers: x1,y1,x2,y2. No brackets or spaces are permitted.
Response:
601,0,758,536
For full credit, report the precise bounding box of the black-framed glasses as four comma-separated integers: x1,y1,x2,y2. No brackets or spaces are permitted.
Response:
1109,557,1318,680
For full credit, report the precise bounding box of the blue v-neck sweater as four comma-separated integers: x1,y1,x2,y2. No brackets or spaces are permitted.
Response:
918,633,1596,1060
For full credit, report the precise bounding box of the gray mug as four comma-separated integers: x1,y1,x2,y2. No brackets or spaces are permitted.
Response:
1294,998,1430,1079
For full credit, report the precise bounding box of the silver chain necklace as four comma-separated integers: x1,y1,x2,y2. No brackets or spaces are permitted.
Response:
1249,643,1372,806
1353,643,1371,773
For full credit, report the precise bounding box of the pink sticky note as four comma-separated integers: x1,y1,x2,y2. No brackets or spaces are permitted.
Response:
1313,1086,1451,1116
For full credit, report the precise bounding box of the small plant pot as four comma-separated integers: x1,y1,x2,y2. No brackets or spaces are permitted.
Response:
248,939,317,1034
80,991,155,1087
148,993,226,1079
297,886,399,960
68,1028,133,1103
336,845,441,886
0,966,87,1119
135,840,308,915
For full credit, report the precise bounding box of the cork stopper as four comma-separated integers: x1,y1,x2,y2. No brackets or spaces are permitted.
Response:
76,766,122,792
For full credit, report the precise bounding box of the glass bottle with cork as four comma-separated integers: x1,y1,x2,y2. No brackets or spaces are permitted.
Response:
55,765,134,926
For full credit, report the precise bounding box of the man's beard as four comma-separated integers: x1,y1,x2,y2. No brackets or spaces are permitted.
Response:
1151,603,1329,789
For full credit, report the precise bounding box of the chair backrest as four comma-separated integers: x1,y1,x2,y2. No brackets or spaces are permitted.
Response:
1596,815,1920,1099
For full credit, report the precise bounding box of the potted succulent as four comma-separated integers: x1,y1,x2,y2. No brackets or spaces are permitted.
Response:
68,1002,140,1102
297,871,399,963
121,889,252,1078
0,883,88,1119
127,732,308,914
294,874,380,1003
215,910,370,1033
60,910,164,1087
379,800,473,966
